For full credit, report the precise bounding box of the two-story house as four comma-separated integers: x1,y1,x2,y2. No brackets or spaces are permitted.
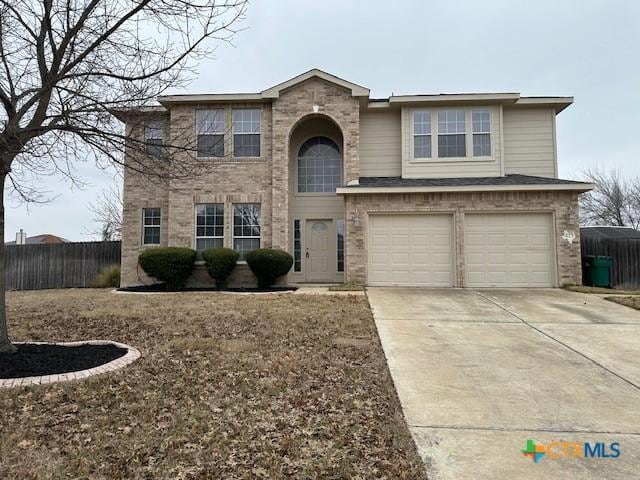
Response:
116,69,591,288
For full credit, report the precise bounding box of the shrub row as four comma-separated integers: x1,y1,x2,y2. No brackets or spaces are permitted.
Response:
138,247,292,290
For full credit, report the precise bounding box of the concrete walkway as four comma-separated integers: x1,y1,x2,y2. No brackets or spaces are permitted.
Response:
368,288,640,479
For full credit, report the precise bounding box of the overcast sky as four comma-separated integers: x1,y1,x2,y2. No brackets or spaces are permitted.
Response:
7,0,640,242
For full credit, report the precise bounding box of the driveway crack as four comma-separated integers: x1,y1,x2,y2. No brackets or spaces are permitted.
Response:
471,290,640,393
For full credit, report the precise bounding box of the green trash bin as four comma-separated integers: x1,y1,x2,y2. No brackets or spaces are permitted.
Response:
588,256,612,288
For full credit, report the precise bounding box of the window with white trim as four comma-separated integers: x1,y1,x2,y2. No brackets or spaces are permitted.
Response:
438,110,466,157
336,219,345,272
472,110,491,157
413,111,431,158
196,109,225,157
145,121,164,156
142,208,161,245
233,203,261,260
195,204,224,253
293,219,302,272
232,109,261,157
297,137,342,193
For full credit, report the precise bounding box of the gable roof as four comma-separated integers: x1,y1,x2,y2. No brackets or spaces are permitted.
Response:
157,69,370,105
261,69,370,98
110,69,572,116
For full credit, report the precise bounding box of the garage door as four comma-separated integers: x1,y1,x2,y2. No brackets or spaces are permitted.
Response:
464,213,555,287
368,214,454,286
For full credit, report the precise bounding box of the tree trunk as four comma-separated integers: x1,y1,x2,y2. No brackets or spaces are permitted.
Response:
0,173,16,353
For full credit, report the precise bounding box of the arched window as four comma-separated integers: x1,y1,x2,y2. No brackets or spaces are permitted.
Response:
297,137,341,193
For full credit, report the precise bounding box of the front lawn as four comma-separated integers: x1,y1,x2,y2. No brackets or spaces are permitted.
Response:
565,285,640,295
0,290,425,479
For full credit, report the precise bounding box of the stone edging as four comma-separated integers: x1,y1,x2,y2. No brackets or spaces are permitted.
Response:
0,340,141,388
111,289,295,296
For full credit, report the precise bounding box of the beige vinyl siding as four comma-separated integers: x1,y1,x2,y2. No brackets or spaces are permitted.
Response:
400,106,502,178
503,108,556,178
359,111,402,177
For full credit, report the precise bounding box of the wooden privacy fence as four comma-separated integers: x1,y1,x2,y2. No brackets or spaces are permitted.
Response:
6,241,121,290
581,237,640,288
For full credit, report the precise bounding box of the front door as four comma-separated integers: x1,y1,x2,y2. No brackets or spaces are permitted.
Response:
305,220,332,282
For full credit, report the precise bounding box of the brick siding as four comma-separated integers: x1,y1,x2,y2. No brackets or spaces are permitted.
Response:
344,190,582,287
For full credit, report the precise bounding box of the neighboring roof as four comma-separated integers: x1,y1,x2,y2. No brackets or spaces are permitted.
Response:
580,226,640,240
6,234,69,245
336,174,593,194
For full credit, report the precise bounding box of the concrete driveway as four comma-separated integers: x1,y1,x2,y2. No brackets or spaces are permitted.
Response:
368,288,640,479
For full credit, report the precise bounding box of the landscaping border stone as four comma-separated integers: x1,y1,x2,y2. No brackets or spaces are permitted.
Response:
0,340,141,388
112,289,295,296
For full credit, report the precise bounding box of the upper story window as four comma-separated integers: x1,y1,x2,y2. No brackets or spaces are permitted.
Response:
297,137,341,193
196,109,225,157
195,204,224,252
142,208,161,245
232,109,261,157
437,110,466,158
411,108,494,161
145,121,164,157
472,110,491,157
413,111,431,159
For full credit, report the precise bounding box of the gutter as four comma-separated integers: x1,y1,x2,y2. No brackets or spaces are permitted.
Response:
336,183,594,195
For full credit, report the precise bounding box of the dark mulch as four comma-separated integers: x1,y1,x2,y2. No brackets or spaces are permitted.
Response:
0,343,127,379
118,284,298,293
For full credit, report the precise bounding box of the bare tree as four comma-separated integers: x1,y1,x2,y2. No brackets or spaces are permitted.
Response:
0,0,247,353
580,168,640,229
89,179,123,241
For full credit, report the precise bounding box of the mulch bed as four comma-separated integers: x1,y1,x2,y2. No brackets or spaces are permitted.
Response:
118,284,298,293
0,343,127,379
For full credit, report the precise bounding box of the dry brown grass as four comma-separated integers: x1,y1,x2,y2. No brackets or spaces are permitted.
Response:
605,295,640,310
0,289,426,480
565,285,640,295
328,283,365,292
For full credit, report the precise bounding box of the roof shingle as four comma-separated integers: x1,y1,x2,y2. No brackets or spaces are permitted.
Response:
354,174,586,188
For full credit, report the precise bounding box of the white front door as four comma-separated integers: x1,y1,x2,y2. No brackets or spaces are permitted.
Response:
305,220,332,282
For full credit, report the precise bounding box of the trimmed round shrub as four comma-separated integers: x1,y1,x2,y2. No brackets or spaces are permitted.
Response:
138,247,196,290
202,247,239,289
245,248,293,288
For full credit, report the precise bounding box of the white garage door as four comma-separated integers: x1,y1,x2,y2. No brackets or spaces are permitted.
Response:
464,213,555,287
368,214,454,286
